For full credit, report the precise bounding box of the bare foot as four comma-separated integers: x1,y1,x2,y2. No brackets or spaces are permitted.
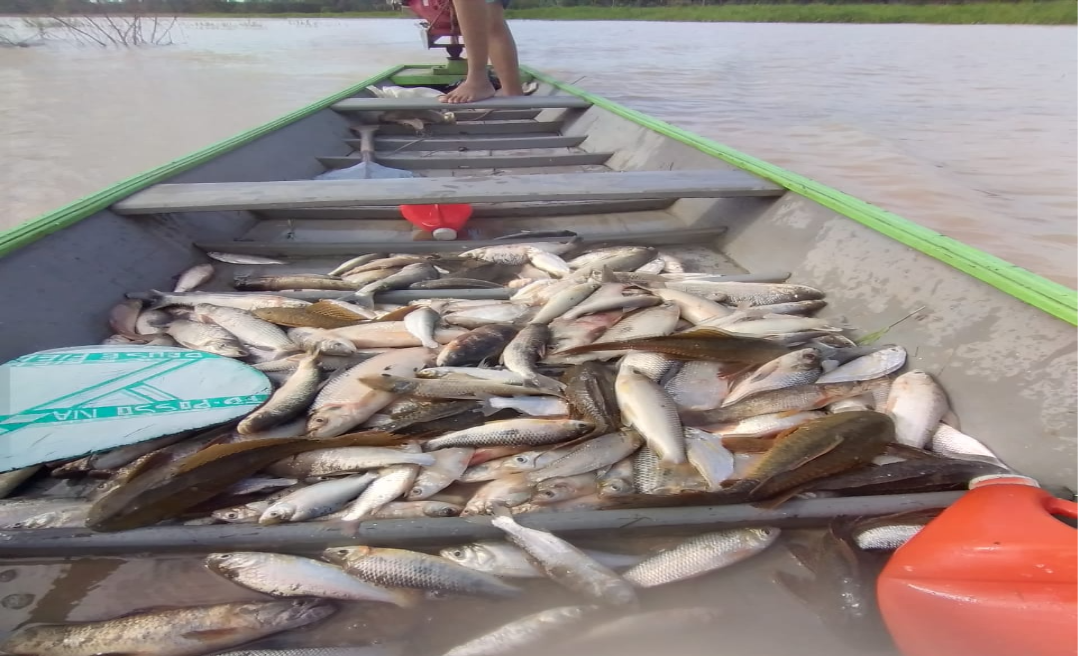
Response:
439,79,497,104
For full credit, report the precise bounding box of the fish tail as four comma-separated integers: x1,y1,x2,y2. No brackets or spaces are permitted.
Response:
338,518,362,537
353,292,375,309
129,290,166,310
478,397,502,416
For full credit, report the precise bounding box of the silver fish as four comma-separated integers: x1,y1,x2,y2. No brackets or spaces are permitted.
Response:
0,600,334,656
855,524,924,550
724,348,822,406
260,473,377,524
816,344,906,384
501,323,549,386
931,423,1007,467
530,281,601,325
462,473,535,516
635,257,666,275
135,308,172,335
460,448,573,483
424,419,593,450
490,508,637,606
683,379,881,426
664,360,727,411
621,527,780,587
307,347,433,438
165,319,247,357
441,541,645,578
404,306,440,349
362,374,557,401
531,473,598,504
206,251,287,265
355,263,440,306
558,302,681,363
339,462,421,528
527,250,571,278
0,499,91,529
239,354,321,434
562,284,660,321
632,446,707,495
528,431,642,483
408,447,474,500
703,410,827,438
148,290,310,311
620,351,682,384
216,648,402,656
267,447,434,478
223,477,298,496
372,500,463,518
443,303,534,329
328,253,389,276
287,328,357,356
323,545,521,598
479,396,570,417
443,606,590,656
597,457,635,498
684,427,735,491
885,370,950,448
665,281,824,305
616,368,685,464
174,263,216,293
206,552,417,606
654,288,734,324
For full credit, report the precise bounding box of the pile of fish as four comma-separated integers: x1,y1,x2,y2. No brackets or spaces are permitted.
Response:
0,239,1011,534
0,238,1021,655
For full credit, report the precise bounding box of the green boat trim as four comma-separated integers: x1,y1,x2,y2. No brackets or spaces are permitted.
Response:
522,66,1077,326
1,62,1073,326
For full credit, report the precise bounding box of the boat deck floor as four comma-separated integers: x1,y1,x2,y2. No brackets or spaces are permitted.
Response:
0,536,892,656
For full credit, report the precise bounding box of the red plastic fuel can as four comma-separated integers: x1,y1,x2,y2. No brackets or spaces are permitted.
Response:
878,474,1078,656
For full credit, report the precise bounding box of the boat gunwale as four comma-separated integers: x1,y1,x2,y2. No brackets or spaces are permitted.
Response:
0,62,1073,326
520,66,1077,326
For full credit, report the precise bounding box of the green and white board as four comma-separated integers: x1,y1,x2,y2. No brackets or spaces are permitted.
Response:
0,345,270,472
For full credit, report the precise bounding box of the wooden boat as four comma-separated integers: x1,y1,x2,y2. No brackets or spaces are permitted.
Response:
0,64,1075,653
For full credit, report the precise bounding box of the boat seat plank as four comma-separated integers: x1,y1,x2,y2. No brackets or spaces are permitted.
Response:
453,108,542,121
333,96,590,111
318,153,612,171
253,199,676,220
195,226,731,256
377,121,563,136
113,170,786,214
365,135,587,152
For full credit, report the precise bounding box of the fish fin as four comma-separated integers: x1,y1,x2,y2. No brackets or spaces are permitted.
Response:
941,408,961,429
785,541,819,571
339,518,361,537
489,503,513,518
775,409,808,419
478,398,501,416
353,293,375,309
137,290,168,311
307,300,367,322
182,627,245,640
773,570,820,610
773,426,802,442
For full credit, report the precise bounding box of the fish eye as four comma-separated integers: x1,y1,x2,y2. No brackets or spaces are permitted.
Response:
540,490,556,499
449,549,464,558
226,512,240,520
410,487,423,496
334,549,350,557
513,456,529,463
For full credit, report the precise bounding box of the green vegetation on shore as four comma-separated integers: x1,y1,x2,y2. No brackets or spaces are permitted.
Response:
184,1,1075,25
507,0,1076,24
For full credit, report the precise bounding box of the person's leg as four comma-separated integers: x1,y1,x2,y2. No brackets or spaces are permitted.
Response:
487,3,524,97
440,0,497,103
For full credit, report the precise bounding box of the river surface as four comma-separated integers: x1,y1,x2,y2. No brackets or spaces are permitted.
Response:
0,18,1075,286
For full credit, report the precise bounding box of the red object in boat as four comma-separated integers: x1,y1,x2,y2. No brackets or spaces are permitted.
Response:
400,204,473,240
402,0,462,52
878,474,1078,656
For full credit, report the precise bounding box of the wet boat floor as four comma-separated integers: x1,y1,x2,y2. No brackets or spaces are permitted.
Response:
0,530,898,656
0,244,888,654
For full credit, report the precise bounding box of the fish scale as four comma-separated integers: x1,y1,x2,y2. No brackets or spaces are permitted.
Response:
324,546,521,598
621,528,781,587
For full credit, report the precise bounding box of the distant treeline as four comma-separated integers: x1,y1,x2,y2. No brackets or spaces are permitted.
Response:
0,0,1057,13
